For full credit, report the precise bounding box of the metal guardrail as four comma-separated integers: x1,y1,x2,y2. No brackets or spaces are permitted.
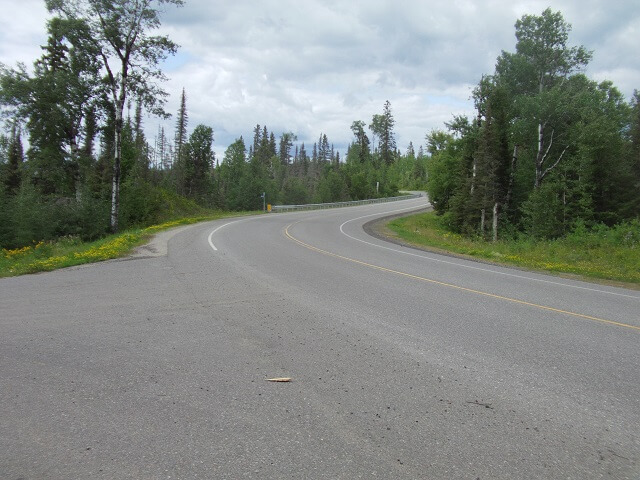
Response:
270,193,423,213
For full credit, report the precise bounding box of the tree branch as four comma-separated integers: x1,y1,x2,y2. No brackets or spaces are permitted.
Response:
540,127,555,168
540,144,569,182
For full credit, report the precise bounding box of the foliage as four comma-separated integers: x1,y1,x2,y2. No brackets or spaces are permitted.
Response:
174,124,215,204
2,4,635,279
424,8,639,242
45,0,183,232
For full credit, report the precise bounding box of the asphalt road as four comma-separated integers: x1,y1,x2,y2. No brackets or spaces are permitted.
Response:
1,196,639,479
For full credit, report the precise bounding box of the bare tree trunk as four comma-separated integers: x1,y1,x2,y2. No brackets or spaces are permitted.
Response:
504,144,518,212
70,133,82,202
492,202,499,242
535,122,544,188
480,208,485,235
110,108,122,233
535,123,568,189
471,159,477,194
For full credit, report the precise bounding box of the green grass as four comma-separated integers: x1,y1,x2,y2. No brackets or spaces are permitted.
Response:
0,211,258,278
387,212,640,286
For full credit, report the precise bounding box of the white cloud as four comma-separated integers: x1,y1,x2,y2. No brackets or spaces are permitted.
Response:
0,0,50,71
1,0,638,159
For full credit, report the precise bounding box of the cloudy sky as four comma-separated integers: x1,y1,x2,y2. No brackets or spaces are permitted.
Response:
1,0,638,159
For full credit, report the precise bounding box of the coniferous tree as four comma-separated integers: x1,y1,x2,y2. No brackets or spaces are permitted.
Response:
175,88,188,165
0,17,102,197
298,142,309,177
269,132,277,159
406,141,415,158
631,91,640,185
180,124,214,202
474,83,512,240
318,134,330,164
279,132,296,165
379,100,397,166
4,124,24,195
218,137,248,210
251,124,261,161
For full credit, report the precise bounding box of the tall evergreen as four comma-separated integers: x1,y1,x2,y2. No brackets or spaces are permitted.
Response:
175,88,188,164
279,132,296,166
4,124,24,195
379,100,397,166
251,124,261,160
179,124,214,203
631,91,640,184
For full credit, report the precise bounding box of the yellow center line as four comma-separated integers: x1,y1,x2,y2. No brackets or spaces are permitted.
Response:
284,223,640,332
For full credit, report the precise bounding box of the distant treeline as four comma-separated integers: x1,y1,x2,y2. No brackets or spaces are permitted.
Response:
0,0,425,249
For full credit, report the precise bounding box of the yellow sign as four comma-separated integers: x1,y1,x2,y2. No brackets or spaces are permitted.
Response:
267,204,272,212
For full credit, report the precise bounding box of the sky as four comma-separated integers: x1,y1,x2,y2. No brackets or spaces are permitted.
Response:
1,0,638,160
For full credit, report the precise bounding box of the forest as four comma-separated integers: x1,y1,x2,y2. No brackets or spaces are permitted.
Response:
0,0,424,249
424,9,640,241
0,3,638,251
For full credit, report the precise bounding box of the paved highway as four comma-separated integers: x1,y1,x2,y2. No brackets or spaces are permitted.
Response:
1,196,639,479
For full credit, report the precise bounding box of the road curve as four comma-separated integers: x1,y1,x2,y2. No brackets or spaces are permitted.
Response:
1,196,639,479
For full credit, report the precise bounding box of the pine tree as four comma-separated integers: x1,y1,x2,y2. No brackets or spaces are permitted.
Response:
379,100,397,165
180,124,214,202
251,124,261,160
175,88,188,165
254,126,273,166
407,142,415,158
269,132,277,159
279,132,296,166
298,142,309,177
631,90,640,185
4,124,24,195
318,134,330,163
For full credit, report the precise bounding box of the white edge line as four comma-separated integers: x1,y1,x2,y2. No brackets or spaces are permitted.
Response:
207,231,217,251
338,208,640,300
208,219,246,252
208,197,426,252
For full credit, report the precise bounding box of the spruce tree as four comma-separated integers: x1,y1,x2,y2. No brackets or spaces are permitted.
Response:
379,100,396,166
4,124,24,195
175,88,188,165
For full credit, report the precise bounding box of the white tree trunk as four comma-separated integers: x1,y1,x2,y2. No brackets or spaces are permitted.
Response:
492,202,499,242
110,98,124,233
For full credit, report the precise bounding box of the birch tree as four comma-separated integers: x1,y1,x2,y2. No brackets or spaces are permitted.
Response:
46,0,183,232
496,8,591,189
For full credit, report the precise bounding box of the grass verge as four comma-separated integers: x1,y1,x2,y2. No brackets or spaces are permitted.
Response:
0,211,258,278
387,212,640,287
